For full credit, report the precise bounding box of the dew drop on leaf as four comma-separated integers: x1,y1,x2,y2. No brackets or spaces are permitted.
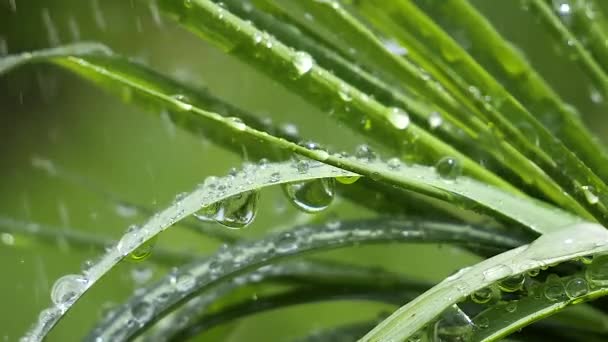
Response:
131,300,154,325
544,274,566,301
336,175,360,184
580,185,599,205
482,264,512,282
51,274,88,306
498,273,525,292
471,286,494,304
585,254,608,286
276,231,298,253
292,51,314,77
283,178,335,213
505,301,517,313
355,144,377,161
435,156,462,180
565,278,589,298
428,111,443,129
129,236,157,262
387,107,410,130
195,191,259,229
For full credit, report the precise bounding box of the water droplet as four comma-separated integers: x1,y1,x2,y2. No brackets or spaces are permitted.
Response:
387,157,401,170
527,268,540,277
292,51,314,77
174,272,196,292
227,117,246,131
1,232,15,246
338,83,352,102
276,232,298,253
580,185,599,205
171,94,193,111
498,274,525,292
269,172,281,183
476,316,489,329
586,254,608,286
471,287,494,304
505,301,518,313
387,107,410,130
579,255,594,265
294,159,310,174
435,157,462,180
483,264,512,282
129,236,157,262
117,225,141,256
433,305,474,342
355,144,377,161
195,191,259,229
565,278,589,298
51,274,88,306
544,274,566,301
283,178,335,213
428,111,443,129
131,300,154,325
336,175,360,184
383,38,408,56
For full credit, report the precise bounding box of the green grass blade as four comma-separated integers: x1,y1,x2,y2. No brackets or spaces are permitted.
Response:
84,218,523,341
0,45,579,233
413,0,608,186
529,0,608,95
361,223,608,341
565,0,608,75
157,0,518,192
351,0,608,224
224,0,591,220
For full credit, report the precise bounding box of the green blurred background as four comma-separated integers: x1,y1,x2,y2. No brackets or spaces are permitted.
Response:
1,1,607,341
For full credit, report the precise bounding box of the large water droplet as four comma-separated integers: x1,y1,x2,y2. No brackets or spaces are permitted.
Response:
117,225,141,256
586,254,608,286
355,144,377,161
336,175,360,184
174,272,196,292
471,286,494,304
498,274,525,292
51,274,88,306
435,157,462,180
283,178,335,213
565,278,589,298
387,107,410,130
195,191,259,229
433,305,474,342
276,232,298,253
580,185,599,205
129,236,157,262
544,274,566,301
292,51,314,77
131,300,154,325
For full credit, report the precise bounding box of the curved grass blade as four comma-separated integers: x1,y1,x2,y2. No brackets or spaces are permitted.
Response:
222,0,590,220
293,321,377,342
0,215,195,265
84,218,525,341
0,45,577,233
171,285,409,341
419,0,608,186
142,260,422,341
528,0,608,95
157,0,518,192
361,223,608,341
350,0,608,223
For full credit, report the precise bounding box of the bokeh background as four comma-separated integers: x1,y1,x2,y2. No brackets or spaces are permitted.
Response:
1,0,607,340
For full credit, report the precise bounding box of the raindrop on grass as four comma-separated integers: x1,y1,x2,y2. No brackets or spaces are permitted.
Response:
129,236,157,262
428,111,443,129
435,157,462,180
471,287,494,304
51,274,88,306
292,51,314,77
565,278,589,298
276,232,298,253
544,274,565,301
195,191,259,229
227,117,246,131
586,254,608,286
387,157,401,170
387,107,410,130
336,175,360,184
483,264,512,282
580,185,599,205
498,274,525,292
283,178,335,213
131,301,154,325
174,272,196,292
505,301,517,313
355,144,377,161
338,83,352,102
433,305,474,342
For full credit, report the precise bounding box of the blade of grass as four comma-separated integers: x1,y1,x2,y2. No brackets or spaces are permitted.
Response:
223,0,591,219
419,0,608,187
529,0,608,95
84,217,525,341
156,0,519,192
361,223,608,341
0,45,579,233
350,0,608,224
142,261,425,341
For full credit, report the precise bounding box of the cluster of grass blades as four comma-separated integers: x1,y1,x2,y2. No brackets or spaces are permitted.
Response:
5,0,608,341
